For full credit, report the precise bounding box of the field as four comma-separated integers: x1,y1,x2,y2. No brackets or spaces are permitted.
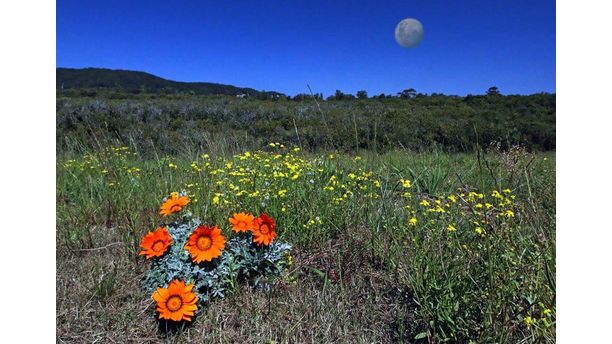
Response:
57,138,555,343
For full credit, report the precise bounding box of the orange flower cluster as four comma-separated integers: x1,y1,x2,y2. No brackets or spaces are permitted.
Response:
140,193,281,322
229,212,277,246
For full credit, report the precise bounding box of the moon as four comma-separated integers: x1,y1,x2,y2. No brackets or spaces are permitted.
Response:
395,18,424,48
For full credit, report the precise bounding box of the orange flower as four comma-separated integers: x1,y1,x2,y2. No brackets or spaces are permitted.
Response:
184,225,226,263
229,212,255,233
159,192,190,217
252,213,276,246
152,279,198,322
139,226,172,259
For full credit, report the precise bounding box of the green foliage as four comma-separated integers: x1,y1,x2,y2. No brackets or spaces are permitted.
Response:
143,215,292,309
56,91,555,155
57,143,555,343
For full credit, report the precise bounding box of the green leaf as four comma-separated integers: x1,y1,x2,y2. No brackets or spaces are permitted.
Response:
310,267,326,279
414,332,428,340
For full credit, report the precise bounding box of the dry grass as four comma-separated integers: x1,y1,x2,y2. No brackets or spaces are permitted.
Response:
57,227,418,343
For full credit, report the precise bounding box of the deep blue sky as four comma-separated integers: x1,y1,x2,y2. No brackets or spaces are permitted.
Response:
57,0,555,97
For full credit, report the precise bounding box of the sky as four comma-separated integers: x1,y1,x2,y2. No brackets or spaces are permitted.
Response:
57,0,555,97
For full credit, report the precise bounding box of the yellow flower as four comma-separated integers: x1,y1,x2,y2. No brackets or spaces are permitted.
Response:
400,179,412,188
524,316,535,327
475,227,485,236
419,200,430,207
168,163,177,169
468,191,478,201
409,217,417,226
212,195,220,205
447,224,457,232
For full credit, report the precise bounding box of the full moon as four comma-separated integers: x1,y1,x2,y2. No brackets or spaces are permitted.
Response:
395,18,424,48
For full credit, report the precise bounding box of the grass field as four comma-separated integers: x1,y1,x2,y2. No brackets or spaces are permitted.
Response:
56,143,555,343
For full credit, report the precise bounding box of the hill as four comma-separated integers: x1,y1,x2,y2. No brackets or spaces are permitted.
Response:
57,67,284,97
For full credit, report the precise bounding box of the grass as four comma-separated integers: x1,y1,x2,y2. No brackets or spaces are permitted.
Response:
57,143,555,343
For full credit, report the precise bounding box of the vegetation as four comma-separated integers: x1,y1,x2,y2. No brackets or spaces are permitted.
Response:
57,90,555,154
57,142,555,342
56,71,555,342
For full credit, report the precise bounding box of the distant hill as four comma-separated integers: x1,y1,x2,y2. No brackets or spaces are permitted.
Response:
57,67,285,97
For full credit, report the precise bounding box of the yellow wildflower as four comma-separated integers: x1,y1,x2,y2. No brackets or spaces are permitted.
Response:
400,179,412,188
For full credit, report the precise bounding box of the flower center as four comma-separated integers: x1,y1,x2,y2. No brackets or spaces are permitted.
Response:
259,224,270,234
152,240,164,252
169,204,182,212
196,236,212,250
238,221,247,229
166,295,183,312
